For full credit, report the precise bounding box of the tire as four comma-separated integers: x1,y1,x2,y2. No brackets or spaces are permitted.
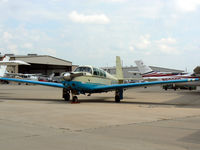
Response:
64,93,70,101
115,95,120,103
72,96,78,103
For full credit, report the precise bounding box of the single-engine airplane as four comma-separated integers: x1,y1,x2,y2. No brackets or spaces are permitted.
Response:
0,56,198,103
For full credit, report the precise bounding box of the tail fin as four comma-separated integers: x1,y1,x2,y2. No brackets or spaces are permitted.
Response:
0,56,10,77
116,56,124,83
135,60,153,75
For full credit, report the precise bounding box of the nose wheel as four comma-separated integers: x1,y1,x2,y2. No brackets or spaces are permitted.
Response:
72,96,79,103
63,89,70,101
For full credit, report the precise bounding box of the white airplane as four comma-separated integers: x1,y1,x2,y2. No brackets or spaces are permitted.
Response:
134,60,196,81
0,56,198,103
0,56,30,77
0,56,30,65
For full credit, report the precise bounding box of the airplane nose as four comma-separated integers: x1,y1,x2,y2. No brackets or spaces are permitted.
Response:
63,73,71,81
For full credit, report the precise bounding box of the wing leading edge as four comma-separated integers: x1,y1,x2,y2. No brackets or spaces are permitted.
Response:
92,78,199,91
0,77,64,88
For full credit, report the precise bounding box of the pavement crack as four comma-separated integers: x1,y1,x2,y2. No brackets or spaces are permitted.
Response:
81,115,200,132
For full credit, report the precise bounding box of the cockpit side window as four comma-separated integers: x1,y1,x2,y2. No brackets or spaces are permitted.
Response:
99,70,104,77
93,68,106,77
93,68,99,76
103,71,106,77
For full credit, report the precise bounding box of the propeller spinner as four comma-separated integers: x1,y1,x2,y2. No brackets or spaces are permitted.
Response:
63,72,86,81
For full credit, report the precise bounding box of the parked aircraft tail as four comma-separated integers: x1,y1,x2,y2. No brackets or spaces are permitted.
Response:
116,56,124,83
0,56,10,77
135,60,153,75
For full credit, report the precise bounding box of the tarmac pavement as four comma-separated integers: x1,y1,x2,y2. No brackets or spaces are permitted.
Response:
0,85,200,150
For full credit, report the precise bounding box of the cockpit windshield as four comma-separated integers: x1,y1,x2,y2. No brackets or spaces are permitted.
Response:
74,67,92,74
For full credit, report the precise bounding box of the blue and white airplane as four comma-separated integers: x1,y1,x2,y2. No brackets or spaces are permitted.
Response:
0,56,198,103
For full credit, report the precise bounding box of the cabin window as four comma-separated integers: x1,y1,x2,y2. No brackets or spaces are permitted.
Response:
100,70,106,77
93,68,99,76
93,68,106,77
74,67,92,74
99,69,106,77
99,70,104,77
103,71,106,77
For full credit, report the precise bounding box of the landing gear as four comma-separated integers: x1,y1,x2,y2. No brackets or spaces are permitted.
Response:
63,88,70,101
115,95,120,103
64,93,70,101
72,96,79,103
115,89,123,103
63,88,79,103
71,90,79,103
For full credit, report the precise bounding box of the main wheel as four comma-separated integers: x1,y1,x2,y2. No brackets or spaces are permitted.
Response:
115,95,120,103
64,93,70,101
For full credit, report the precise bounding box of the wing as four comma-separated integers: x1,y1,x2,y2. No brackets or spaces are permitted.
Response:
0,77,198,92
0,77,64,88
91,78,199,92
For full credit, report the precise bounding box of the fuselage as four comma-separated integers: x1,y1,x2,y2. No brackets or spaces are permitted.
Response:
62,66,119,93
134,60,197,81
142,72,196,81
74,66,118,84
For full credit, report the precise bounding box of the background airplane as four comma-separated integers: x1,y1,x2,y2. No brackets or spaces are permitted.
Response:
0,56,30,65
134,60,200,90
0,56,30,77
0,56,198,103
0,56,39,81
134,60,196,81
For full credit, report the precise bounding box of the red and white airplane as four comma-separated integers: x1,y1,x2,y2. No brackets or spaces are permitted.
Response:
134,60,197,81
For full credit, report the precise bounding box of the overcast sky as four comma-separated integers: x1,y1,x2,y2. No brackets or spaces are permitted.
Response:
0,0,200,72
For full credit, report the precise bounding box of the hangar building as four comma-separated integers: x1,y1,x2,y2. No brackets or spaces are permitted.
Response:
1,54,73,76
